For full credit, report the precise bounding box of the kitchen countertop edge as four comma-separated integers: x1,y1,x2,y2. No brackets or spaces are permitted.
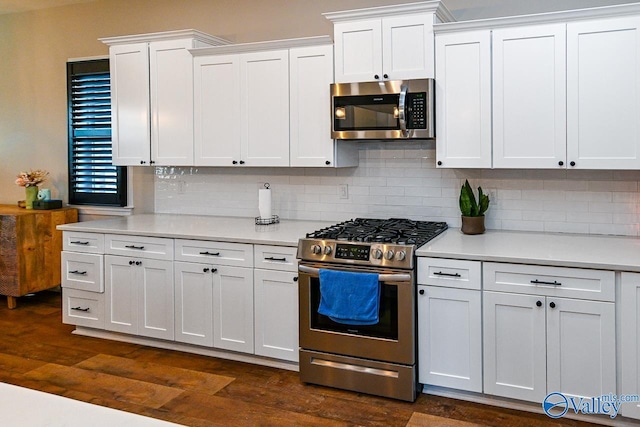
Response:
417,228,640,273
57,214,335,247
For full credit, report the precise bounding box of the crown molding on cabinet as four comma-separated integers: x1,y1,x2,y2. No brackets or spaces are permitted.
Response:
323,0,455,24
99,29,231,46
188,35,333,56
433,2,640,33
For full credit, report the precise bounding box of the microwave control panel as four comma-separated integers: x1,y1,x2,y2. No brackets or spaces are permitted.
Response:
406,92,427,129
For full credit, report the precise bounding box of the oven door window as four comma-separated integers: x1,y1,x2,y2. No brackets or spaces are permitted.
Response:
334,94,399,131
309,275,398,340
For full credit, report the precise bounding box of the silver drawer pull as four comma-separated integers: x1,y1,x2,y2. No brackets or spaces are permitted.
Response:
433,271,461,278
69,270,87,275
265,256,287,262
71,306,90,312
199,251,220,256
531,279,562,286
70,241,90,245
125,245,145,250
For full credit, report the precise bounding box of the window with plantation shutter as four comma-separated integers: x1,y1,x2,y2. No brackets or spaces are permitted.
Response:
67,59,127,206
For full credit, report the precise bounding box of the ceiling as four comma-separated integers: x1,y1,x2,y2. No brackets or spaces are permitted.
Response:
0,0,95,15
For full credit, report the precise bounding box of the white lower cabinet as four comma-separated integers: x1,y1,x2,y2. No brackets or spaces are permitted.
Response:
417,257,483,392
418,285,482,392
174,261,214,347
483,262,616,404
254,269,299,362
621,272,640,420
213,265,254,353
105,254,175,340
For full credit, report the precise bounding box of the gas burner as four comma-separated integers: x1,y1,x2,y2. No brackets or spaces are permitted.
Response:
306,218,447,247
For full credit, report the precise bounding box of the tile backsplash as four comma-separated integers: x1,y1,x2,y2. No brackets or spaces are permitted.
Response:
154,141,640,237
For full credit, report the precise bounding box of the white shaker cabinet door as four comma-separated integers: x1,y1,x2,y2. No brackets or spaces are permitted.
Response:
110,42,151,166
435,30,492,168
492,24,566,169
621,272,640,420
418,285,482,392
289,45,335,168
567,16,640,169
194,54,242,166
137,258,175,341
546,297,615,401
333,19,382,83
483,291,547,403
240,50,290,167
105,255,138,334
174,261,214,347
149,39,195,166
382,14,435,80
254,269,299,362
212,265,254,354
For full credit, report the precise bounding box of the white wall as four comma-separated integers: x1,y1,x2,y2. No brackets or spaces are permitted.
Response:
155,142,640,237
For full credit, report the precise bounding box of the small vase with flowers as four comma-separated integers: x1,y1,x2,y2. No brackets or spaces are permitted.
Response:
16,169,49,209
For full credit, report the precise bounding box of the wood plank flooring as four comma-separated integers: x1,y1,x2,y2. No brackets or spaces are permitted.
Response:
0,291,601,427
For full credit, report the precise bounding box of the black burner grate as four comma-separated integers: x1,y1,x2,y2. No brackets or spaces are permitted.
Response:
306,218,447,247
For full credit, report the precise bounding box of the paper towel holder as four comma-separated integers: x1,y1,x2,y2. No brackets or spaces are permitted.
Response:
256,182,279,225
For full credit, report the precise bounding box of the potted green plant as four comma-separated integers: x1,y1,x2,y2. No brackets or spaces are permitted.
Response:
459,179,490,235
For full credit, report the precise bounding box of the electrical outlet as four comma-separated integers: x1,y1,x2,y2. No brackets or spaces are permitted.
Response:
487,189,497,206
339,184,349,199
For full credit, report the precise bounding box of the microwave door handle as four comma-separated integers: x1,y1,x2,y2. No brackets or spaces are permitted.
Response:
298,265,411,283
398,85,409,138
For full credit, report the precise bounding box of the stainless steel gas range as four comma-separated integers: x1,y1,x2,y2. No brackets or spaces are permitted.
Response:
296,218,447,402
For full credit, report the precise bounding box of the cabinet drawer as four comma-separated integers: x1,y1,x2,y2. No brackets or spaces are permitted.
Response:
483,262,614,302
105,234,174,260
175,239,253,267
63,232,104,253
62,288,105,329
418,257,481,290
61,252,104,292
254,245,298,272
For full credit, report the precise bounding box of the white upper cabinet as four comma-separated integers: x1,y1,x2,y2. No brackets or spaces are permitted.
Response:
435,30,492,168
241,50,290,167
193,36,356,168
435,3,640,170
193,54,242,166
289,44,358,168
567,16,640,169
325,2,454,83
492,24,566,169
102,30,229,167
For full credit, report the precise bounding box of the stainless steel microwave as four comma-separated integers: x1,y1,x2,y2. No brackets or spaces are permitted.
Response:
330,78,435,140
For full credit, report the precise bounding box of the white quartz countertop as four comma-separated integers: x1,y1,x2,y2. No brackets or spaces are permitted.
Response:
58,214,334,247
417,229,640,272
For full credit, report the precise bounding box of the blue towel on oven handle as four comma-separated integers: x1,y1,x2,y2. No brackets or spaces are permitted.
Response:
317,269,381,325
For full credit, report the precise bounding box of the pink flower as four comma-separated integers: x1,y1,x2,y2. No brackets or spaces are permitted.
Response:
15,169,49,187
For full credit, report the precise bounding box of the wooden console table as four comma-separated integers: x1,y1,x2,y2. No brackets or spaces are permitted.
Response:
0,205,78,309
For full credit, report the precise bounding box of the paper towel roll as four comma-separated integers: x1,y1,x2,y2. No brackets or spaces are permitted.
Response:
258,188,271,219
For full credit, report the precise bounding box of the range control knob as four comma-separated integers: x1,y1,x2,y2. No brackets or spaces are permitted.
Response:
396,251,406,261
385,250,395,260
323,245,332,255
311,245,322,255
372,248,383,259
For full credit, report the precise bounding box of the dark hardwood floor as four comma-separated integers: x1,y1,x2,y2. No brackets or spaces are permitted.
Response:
0,291,601,427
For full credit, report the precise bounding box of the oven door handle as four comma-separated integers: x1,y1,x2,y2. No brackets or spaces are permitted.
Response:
298,265,411,283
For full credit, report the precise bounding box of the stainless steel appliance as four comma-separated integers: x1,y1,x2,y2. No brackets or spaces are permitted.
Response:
297,218,447,402
331,78,435,140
